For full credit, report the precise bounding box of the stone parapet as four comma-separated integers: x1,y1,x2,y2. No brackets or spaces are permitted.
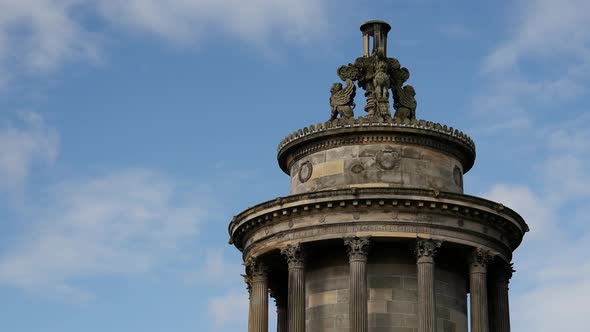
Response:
278,119,475,154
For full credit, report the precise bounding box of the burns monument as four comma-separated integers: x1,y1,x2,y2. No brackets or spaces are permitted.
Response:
228,20,528,332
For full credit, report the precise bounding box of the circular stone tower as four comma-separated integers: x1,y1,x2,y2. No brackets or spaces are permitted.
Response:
229,21,528,332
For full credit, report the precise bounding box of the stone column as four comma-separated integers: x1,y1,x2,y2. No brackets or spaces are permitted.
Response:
363,33,370,57
489,262,514,332
271,288,288,332
415,238,442,332
281,244,306,332
469,248,494,332
243,274,253,332
344,237,371,332
246,258,269,332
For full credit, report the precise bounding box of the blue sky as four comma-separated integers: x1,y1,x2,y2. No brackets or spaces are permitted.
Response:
0,0,589,331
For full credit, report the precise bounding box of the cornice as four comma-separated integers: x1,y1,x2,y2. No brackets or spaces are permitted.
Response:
228,187,528,252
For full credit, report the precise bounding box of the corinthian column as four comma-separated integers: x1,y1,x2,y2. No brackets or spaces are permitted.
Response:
246,258,269,332
270,287,288,332
415,238,442,332
281,244,306,332
489,262,514,332
243,274,253,332
469,248,494,332
344,237,371,332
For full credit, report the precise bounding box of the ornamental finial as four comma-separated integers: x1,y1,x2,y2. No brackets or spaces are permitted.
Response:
331,20,417,122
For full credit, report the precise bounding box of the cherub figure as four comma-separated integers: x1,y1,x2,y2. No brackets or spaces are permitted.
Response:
330,79,356,120
373,61,390,102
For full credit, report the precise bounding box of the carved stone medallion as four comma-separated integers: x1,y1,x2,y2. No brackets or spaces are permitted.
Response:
298,161,313,183
350,163,365,174
376,149,401,170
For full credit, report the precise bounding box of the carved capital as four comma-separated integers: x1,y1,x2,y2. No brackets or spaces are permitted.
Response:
344,237,371,262
241,273,252,297
492,262,515,283
245,257,269,282
470,247,495,272
414,238,442,262
269,288,287,308
281,243,305,269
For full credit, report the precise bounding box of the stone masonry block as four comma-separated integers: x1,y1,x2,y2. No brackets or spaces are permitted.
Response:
369,288,393,301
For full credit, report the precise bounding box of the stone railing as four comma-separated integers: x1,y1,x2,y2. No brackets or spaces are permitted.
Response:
277,117,475,152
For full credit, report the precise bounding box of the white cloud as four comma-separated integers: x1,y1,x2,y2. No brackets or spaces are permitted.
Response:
208,289,249,329
473,0,590,131
0,111,58,193
482,181,590,332
0,168,205,298
96,0,326,45
0,0,329,83
183,248,243,285
483,184,556,241
512,277,590,331
484,0,590,72
481,112,590,331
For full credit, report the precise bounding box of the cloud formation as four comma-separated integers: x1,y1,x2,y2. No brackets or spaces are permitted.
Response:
183,248,243,285
484,0,590,72
482,111,590,332
0,168,204,298
208,289,249,329
0,0,328,83
0,111,58,193
473,0,590,131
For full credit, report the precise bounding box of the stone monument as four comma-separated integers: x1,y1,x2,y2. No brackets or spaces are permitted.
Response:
229,20,528,332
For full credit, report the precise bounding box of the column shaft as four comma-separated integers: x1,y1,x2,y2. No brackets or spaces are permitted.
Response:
288,267,305,332
415,239,441,332
349,259,368,332
489,263,513,332
417,259,436,332
246,258,269,332
281,244,305,332
277,306,288,332
469,248,493,332
251,279,269,332
246,279,253,332
344,237,371,332
490,280,510,332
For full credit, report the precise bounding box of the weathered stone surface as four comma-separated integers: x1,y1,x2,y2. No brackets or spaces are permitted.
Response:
229,19,526,332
